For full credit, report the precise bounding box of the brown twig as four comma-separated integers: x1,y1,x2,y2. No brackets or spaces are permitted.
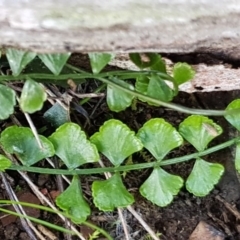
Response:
68,89,105,98
215,195,240,220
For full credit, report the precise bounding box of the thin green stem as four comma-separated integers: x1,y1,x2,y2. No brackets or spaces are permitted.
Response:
0,70,229,116
0,200,112,240
95,77,226,116
0,73,89,81
66,63,174,81
0,207,75,235
0,71,164,81
160,136,240,166
60,65,239,116
8,136,240,175
0,200,69,214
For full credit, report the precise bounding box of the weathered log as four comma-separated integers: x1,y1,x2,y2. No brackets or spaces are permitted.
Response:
1,0,240,58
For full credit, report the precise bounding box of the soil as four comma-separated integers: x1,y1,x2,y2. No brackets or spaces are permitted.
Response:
1,53,240,240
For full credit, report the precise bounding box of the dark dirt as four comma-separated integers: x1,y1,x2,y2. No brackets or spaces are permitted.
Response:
1,53,240,239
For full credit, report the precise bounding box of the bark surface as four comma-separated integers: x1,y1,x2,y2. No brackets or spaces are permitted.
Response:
1,0,239,57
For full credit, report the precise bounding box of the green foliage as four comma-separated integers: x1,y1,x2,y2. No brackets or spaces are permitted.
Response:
6,48,36,76
147,74,174,102
56,175,91,223
137,118,183,161
135,75,151,102
1,48,240,237
90,119,143,166
89,53,115,74
20,79,47,113
150,55,167,73
235,143,240,173
173,62,195,85
179,115,224,195
107,78,135,112
140,167,183,207
186,158,224,196
129,53,165,70
43,103,70,128
0,84,16,120
0,126,54,166
89,230,101,240
179,115,222,151
22,57,85,87
225,99,240,131
131,53,194,107
38,53,71,75
49,123,99,169
0,155,11,171
137,119,184,205
92,173,134,211
135,74,174,106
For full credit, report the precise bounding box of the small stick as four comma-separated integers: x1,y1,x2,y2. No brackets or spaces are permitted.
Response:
45,157,71,185
215,195,240,220
37,224,58,240
126,206,160,240
68,89,105,98
0,172,43,240
23,112,43,149
15,97,43,149
43,84,69,111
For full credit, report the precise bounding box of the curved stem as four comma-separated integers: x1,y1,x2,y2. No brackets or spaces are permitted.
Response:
0,207,76,235
0,69,230,116
95,77,226,116
8,136,240,175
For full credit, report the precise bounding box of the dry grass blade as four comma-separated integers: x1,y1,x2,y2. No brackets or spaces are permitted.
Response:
5,154,86,240
68,89,105,98
216,195,240,220
19,169,85,239
46,157,71,184
15,97,43,149
0,172,43,240
98,159,130,240
126,206,160,240
98,158,160,239
43,84,69,111
23,112,44,149
37,224,58,240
